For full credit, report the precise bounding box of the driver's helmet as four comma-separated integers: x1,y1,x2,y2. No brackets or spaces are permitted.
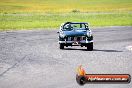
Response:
65,24,70,28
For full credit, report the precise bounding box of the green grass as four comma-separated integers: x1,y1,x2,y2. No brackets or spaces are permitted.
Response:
0,0,132,13
1,13,132,31
0,0,132,31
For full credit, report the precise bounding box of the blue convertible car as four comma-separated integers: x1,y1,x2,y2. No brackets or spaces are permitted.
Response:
58,22,93,50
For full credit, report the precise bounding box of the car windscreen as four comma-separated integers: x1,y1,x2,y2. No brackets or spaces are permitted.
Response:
62,23,88,31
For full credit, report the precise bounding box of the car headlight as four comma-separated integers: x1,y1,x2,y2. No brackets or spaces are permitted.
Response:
87,31,92,37
60,32,65,38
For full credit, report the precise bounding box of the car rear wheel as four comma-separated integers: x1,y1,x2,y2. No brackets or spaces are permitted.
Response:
86,43,93,51
59,43,64,49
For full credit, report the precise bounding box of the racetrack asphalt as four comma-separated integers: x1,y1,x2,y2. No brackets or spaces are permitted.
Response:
0,26,132,88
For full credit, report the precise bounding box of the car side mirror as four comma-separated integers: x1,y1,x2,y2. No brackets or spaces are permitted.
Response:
86,26,89,30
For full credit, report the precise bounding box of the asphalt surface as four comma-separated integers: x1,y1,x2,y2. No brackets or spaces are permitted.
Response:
0,26,132,88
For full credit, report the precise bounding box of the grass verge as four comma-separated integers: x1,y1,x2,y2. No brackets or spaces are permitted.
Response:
0,0,132,31
0,12,132,31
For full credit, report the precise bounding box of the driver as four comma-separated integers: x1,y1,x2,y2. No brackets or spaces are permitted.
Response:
65,24,73,30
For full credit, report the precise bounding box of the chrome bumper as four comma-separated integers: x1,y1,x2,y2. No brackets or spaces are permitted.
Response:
59,40,93,44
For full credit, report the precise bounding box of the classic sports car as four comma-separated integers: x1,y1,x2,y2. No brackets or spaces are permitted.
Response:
58,22,93,50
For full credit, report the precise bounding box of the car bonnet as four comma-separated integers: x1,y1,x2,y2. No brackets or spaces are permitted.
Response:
63,29,87,37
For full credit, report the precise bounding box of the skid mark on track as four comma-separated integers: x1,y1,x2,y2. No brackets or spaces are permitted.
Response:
0,54,30,77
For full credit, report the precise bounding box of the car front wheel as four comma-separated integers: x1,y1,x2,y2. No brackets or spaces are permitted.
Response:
59,43,64,49
86,43,93,51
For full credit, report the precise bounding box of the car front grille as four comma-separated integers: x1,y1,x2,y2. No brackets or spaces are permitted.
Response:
65,36,86,41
